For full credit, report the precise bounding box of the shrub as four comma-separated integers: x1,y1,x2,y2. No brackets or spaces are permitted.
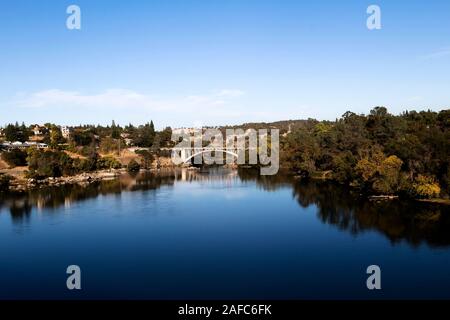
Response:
0,174,12,192
1,149,28,167
127,159,141,173
412,175,441,199
97,156,122,170
135,149,154,169
75,157,97,173
26,149,75,179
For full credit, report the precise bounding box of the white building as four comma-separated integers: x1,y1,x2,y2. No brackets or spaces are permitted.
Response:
61,126,72,139
0,141,48,150
32,125,44,136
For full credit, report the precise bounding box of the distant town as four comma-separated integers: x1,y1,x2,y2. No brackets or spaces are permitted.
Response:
0,122,167,150
0,121,287,153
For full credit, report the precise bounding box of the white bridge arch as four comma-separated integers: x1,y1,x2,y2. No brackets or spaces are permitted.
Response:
172,147,240,164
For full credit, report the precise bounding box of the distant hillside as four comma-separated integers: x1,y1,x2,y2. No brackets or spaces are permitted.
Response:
220,119,314,134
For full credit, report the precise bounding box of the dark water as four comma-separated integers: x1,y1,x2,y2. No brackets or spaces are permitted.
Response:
1,168,450,300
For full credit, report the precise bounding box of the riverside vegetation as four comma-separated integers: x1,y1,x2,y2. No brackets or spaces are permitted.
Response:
1,107,449,201
278,107,449,200
0,120,172,191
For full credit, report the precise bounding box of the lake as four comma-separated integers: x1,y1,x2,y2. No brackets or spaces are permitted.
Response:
1,168,450,299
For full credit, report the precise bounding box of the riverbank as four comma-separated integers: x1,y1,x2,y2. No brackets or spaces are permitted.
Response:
3,167,450,206
0,152,180,192
7,169,127,192
289,170,450,205
417,198,450,205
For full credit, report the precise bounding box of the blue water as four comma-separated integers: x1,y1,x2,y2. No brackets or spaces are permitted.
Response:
0,169,449,299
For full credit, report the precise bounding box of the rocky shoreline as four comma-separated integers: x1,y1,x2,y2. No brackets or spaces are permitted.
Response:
9,169,126,192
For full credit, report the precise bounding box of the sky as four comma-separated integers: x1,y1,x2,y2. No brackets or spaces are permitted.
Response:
0,0,449,128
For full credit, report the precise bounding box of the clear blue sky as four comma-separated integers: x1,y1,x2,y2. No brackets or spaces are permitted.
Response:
0,0,449,128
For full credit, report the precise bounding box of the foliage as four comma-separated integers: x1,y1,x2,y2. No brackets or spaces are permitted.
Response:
3,122,31,142
412,175,441,199
0,174,12,192
332,151,357,184
133,122,156,147
26,149,114,179
72,129,95,146
49,125,66,147
97,156,122,170
127,159,141,173
159,127,173,147
1,149,28,167
280,107,450,198
27,148,76,179
355,151,404,194
281,128,320,177
135,149,154,169
111,120,121,139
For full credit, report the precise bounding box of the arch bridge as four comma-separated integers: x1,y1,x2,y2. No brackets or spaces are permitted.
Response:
171,147,240,164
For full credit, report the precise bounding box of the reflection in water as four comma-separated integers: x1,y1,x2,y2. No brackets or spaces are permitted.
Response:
1,168,449,247
241,169,450,248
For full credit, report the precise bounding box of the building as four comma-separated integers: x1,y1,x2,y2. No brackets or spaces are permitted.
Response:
0,141,49,150
32,125,44,136
61,126,72,139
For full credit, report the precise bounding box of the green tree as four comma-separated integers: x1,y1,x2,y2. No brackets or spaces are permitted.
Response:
159,127,173,147
72,130,95,146
27,149,75,179
4,122,31,142
50,125,65,147
111,120,121,139
134,121,156,147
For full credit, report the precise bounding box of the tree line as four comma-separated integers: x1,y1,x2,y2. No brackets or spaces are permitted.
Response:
0,121,173,148
0,120,174,183
2,109,449,200
280,107,450,199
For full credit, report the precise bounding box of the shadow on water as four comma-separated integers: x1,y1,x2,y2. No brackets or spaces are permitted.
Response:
239,168,450,248
1,168,450,247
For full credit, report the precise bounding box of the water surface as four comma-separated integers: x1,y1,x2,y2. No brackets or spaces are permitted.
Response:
1,169,450,299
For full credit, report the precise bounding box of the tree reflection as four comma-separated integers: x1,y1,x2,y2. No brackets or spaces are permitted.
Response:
241,171,450,248
1,169,449,247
